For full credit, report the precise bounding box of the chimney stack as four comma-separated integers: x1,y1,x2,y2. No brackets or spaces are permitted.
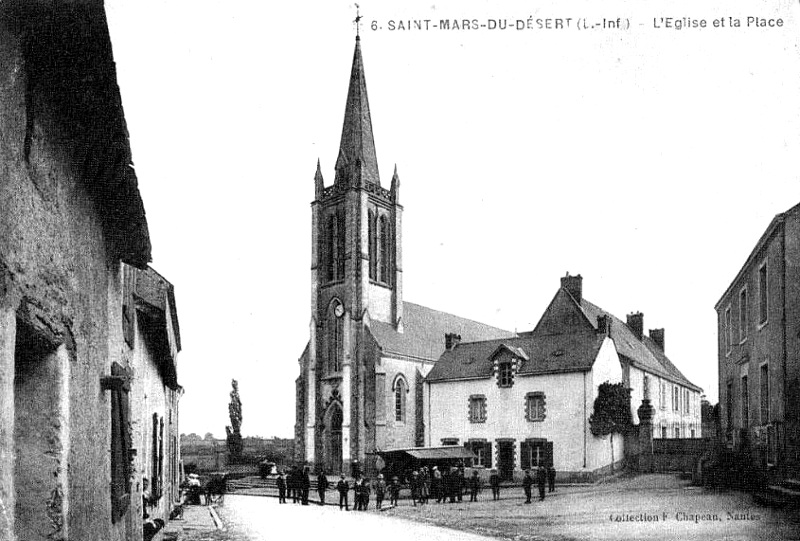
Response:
445,333,461,351
627,312,644,341
649,328,665,352
560,273,583,303
596,315,611,336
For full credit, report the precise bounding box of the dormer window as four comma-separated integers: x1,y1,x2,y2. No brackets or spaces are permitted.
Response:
498,360,514,387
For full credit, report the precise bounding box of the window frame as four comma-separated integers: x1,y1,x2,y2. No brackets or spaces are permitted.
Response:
497,360,514,388
760,362,769,425
739,287,748,343
758,261,768,327
724,305,732,355
468,394,487,423
525,392,547,422
394,375,407,423
741,374,749,428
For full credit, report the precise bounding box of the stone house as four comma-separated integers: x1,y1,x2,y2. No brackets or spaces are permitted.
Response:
715,201,800,484
0,4,181,540
424,274,703,482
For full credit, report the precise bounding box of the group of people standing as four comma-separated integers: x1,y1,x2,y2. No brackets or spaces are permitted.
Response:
274,463,557,509
521,465,557,504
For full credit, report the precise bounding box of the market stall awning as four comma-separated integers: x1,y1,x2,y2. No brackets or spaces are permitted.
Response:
378,446,476,461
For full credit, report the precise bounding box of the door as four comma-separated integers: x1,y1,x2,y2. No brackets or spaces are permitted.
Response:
324,405,343,475
497,441,515,481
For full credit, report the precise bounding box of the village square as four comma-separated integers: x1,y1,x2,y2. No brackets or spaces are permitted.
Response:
1,1,800,541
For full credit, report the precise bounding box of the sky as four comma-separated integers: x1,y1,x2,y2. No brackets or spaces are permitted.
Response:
104,0,800,439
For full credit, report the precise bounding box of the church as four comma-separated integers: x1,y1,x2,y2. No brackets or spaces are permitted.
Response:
293,35,515,476
295,36,702,479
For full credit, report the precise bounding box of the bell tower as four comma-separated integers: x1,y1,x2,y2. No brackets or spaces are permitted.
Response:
304,36,403,473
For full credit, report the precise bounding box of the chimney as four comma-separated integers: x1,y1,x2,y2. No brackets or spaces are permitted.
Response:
649,328,665,352
445,333,461,351
596,315,611,336
560,273,583,303
626,312,643,341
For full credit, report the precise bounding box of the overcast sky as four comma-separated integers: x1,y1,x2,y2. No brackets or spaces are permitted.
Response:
105,0,800,438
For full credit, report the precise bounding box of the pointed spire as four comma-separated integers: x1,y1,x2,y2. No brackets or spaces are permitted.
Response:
390,164,400,202
314,158,324,199
334,37,380,188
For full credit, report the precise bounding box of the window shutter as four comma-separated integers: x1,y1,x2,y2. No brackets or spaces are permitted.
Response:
484,442,492,468
520,441,530,471
545,442,554,468
110,362,131,523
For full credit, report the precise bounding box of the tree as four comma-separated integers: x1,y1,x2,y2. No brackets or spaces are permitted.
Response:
226,379,243,462
589,381,633,471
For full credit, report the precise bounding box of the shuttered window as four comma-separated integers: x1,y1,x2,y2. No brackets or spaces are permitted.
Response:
109,363,131,523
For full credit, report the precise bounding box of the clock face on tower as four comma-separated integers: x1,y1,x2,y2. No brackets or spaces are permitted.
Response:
334,303,345,318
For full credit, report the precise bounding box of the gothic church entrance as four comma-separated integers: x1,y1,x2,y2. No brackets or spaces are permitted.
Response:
323,404,343,475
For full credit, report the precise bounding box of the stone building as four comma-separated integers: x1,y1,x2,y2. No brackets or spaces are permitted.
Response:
0,3,182,540
294,36,513,476
124,265,182,534
424,274,702,482
715,201,800,484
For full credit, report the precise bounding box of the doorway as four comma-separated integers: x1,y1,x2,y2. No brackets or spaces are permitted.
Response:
497,440,515,481
323,404,343,475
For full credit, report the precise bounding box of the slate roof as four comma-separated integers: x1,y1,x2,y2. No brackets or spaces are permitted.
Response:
367,301,515,362
578,299,702,392
425,332,605,382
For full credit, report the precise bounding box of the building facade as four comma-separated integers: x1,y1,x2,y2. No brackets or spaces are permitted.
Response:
0,5,182,540
295,37,513,476
715,202,800,483
424,274,703,482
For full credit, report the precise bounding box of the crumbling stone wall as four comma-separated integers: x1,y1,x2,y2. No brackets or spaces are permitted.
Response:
0,2,151,540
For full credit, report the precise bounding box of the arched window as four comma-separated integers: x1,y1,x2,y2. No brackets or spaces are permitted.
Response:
328,302,344,373
394,375,407,422
336,209,345,279
325,215,335,282
368,210,377,280
379,215,390,284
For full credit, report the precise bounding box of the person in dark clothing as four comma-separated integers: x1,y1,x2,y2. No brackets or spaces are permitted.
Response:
537,465,546,501
431,466,442,503
410,471,421,507
447,468,460,503
301,467,311,505
317,470,329,505
288,468,298,503
360,478,371,510
489,469,500,501
389,476,401,507
277,471,287,504
375,474,386,509
468,470,480,502
456,467,465,502
522,469,533,504
548,466,556,493
336,474,350,510
353,477,363,510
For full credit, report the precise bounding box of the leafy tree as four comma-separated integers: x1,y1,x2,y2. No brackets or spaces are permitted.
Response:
589,381,633,470
226,379,244,462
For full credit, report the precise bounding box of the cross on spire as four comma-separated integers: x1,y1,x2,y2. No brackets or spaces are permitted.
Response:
354,4,362,37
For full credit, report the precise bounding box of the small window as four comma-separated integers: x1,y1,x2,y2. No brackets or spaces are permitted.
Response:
497,360,514,388
674,426,680,438
441,438,459,446
672,386,679,412
468,395,487,423
660,381,666,410
466,440,492,467
690,425,696,438
760,363,769,424
684,389,690,414
725,306,732,353
739,288,748,342
525,392,546,422
759,263,768,324
741,375,749,427
661,426,667,439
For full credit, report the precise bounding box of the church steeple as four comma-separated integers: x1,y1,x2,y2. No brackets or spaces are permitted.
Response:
334,36,380,188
